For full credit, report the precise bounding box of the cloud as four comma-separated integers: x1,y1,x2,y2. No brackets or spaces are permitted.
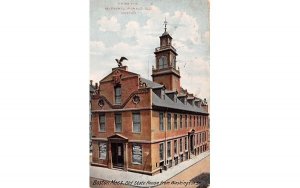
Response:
91,4,210,103
90,41,105,55
180,57,210,99
144,5,162,17
170,11,201,44
124,21,140,37
202,31,210,45
97,16,120,32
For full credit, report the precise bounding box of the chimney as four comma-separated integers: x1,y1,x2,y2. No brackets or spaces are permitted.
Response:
201,98,208,112
95,83,98,89
90,80,93,86
194,99,200,107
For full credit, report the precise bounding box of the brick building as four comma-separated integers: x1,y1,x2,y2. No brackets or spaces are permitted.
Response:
90,81,97,152
90,25,209,175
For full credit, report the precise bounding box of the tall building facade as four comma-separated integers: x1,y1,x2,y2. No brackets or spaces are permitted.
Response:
90,26,209,175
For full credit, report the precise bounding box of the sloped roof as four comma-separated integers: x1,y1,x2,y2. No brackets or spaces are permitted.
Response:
139,78,207,114
161,31,172,38
152,91,208,114
100,67,139,82
140,77,164,89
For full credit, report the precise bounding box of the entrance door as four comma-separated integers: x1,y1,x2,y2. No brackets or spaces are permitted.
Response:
190,135,194,155
111,143,124,168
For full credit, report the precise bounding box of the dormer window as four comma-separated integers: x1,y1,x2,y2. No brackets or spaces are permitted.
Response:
115,85,121,105
161,89,166,100
165,90,178,102
177,95,187,104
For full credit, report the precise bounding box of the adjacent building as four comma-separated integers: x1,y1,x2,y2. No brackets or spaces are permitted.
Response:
90,25,209,175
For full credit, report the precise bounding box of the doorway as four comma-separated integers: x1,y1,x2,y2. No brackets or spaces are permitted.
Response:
190,134,194,155
111,143,124,168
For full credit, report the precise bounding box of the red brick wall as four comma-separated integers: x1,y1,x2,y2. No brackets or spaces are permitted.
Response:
152,74,180,92
91,68,210,175
127,143,152,172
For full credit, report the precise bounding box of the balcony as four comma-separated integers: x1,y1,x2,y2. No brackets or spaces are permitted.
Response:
152,66,180,76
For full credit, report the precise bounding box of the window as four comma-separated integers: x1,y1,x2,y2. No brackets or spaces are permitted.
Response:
180,115,183,129
174,114,177,130
197,116,199,127
115,86,121,104
190,115,192,127
200,116,202,126
159,143,164,161
199,133,202,144
173,58,176,68
115,113,122,132
174,140,177,155
185,136,188,151
132,143,142,164
167,141,171,158
159,112,164,131
167,113,171,130
132,112,141,133
185,115,188,128
159,58,163,69
194,116,196,127
99,114,106,132
99,142,107,159
207,131,209,141
158,56,168,69
163,57,168,68
179,138,182,152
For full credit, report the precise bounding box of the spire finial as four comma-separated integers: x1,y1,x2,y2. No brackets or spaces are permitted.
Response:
164,17,167,32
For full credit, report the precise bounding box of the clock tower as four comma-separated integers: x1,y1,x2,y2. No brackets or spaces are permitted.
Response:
152,18,181,92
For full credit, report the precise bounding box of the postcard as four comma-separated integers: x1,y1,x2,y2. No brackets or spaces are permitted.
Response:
90,0,210,187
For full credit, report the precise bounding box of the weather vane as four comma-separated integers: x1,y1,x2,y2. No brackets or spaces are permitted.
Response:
164,17,167,32
115,56,128,67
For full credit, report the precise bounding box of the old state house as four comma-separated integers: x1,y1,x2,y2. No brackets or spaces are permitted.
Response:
90,24,210,175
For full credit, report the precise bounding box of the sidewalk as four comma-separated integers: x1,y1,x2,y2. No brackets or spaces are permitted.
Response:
90,151,210,187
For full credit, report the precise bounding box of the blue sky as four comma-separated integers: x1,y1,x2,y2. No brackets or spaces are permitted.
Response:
90,0,210,100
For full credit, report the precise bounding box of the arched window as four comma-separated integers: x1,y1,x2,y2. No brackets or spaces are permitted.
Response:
158,58,163,69
158,56,167,69
173,57,176,68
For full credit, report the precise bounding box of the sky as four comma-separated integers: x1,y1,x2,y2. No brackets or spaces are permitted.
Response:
90,0,210,101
